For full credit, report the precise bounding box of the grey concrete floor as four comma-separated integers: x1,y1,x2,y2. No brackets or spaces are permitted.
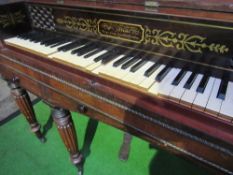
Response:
0,76,37,122
0,77,17,121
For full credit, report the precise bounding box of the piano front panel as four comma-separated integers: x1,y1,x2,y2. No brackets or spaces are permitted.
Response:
26,2,233,75
0,47,233,174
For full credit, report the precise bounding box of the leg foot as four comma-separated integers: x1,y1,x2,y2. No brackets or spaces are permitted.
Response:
52,107,83,172
118,132,132,161
9,77,45,142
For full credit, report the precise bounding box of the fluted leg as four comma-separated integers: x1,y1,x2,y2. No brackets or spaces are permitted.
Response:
9,78,45,142
52,107,83,173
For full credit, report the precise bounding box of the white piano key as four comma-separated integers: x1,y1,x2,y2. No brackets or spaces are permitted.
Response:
205,78,222,114
169,71,192,101
5,37,71,56
102,59,142,79
127,61,155,85
51,49,107,68
97,55,127,74
86,52,120,71
139,64,166,89
180,74,203,105
114,66,132,79
219,81,233,120
157,68,181,96
100,56,133,76
148,68,179,95
92,55,124,74
4,37,20,44
49,43,86,59
192,77,215,110
122,61,153,83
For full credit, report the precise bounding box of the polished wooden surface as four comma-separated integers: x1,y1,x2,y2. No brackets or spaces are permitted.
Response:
9,77,45,142
28,0,233,22
0,1,233,175
1,45,233,174
52,108,83,170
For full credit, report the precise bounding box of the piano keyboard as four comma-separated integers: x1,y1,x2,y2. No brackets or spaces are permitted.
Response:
4,31,233,122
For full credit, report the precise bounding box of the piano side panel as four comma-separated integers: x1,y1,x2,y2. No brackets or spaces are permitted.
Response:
0,2,31,38
0,48,233,174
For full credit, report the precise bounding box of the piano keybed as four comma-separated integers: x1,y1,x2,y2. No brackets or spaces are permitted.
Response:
4,30,233,122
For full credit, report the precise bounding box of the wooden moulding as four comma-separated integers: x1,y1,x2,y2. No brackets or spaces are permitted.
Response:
28,0,233,22
1,45,233,145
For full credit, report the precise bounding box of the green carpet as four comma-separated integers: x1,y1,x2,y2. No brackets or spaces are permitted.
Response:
0,101,212,175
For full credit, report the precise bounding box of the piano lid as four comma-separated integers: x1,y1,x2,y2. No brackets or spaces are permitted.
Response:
26,0,233,21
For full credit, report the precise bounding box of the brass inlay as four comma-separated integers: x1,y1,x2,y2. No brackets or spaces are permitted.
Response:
56,16,97,34
144,26,229,54
0,11,25,28
56,15,229,55
64,7,233,31
98,19,144,43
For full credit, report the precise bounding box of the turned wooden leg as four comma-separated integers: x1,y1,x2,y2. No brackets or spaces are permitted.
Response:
52,107,83,173
9,78,45,142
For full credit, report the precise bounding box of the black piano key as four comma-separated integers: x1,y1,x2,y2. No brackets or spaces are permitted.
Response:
144,62,160,77
28,33,45,43
43,37,61,46
121,57,140,70
183,73,197,89
40,36,59,45
44,37,66,46
39,35,56,43
29,31,42,36
71,43,96,55
57,40,82,51
19,31,40,40
78,47,97,56
155,66,171,82
41,36,64,46
17,33,31,39
78,44,97,56
102,54,120,64
112,49,136,67
29,32,49,42
94,52,112,62
130,59,148,73
83,48,101,58
71,45,85,55
196,75,210,93
171,69,187,86
217,80,228,100
113,55,132,67
50,39,71,48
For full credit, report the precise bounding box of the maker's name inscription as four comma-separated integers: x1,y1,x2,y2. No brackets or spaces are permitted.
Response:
98,19,144,43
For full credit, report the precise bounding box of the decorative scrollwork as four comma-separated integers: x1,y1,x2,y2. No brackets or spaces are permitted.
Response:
56,16,97,34
0,11,25,28
144,26,229,54
55,15,229,55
